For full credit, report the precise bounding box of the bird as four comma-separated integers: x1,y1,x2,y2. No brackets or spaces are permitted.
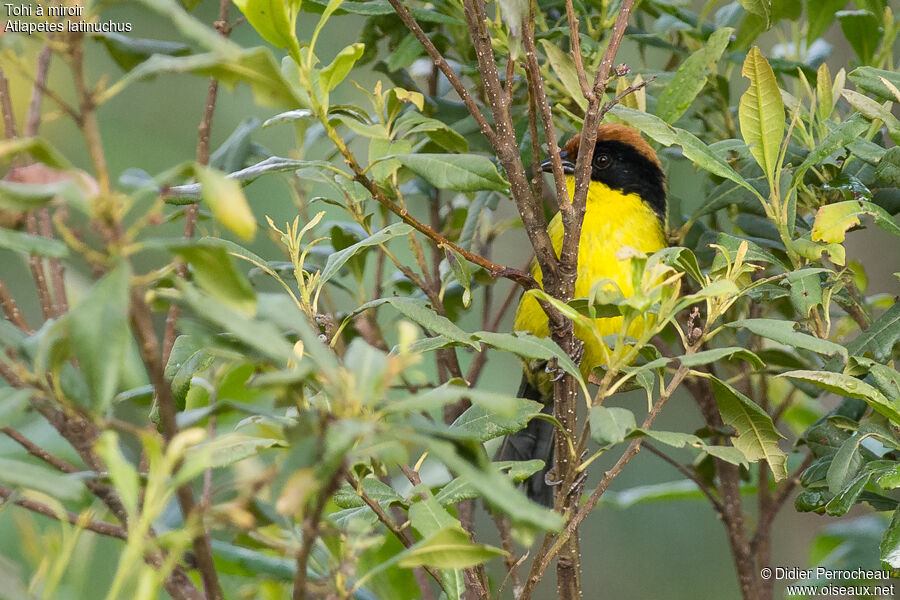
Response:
496,123,668,506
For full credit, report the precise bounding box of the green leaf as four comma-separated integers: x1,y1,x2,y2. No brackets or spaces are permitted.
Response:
674,130,759,198
707,375,787,480
94,431,140,515
793,115,869,181
727,319,847,358
0,228,68,257
816,63,834,123
196,165,257,241
837,10,882,65
825,471,871,516
826,435,865,494
737,0,770,25
179,284,293,365
319,43,365,92
881,509,900,568
392,154,509,192
449,399,543,442
656,28,732,123
677,347,765,370
788,270,824,319
409,496,459,537
68,262,131,411
232,0,300,55
841,90,900,143
590,406,636,446
0,137,72,169
473,331,587,398
421,437,563,531
808,0,848,41
844,302,900,362
165,335,213,410
349,297,478,349
97,32,191,72
779,370,900,423
319,223,412,286
609,105,677,146
0,457,85,501
538,40,587,110
170,242,257,316
875,147,900,186
0,179,85,211
114,47,305,108
397,526,505,569
739,46,784,184
811,200,900,244
848,67,900,103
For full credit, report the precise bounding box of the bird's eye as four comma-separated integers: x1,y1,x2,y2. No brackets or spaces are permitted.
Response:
594,153,611,169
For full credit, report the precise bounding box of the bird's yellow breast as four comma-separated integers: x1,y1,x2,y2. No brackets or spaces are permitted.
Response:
513,176,666,380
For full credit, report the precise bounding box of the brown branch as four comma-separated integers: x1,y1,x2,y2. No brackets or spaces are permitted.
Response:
25,212,55,321
293,466,344,600
37,208,68,316
458,0,558,284
643,442,723,513
69,41,110,196
0,65,18,139
521,13,568,211
0,483,127,539
520,359,690,600
1,426,78,473
130,291,224,600
564,0,593,100
344,473,444,590
751,453,812,554
24,45,52,137
385,0,497,145
0,279,31,332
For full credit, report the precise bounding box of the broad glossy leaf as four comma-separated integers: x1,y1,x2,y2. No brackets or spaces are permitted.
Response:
97,32,191,72
677,347,765,370
737,0,770,24
739,47,784,184
473,331,586,396
793,115,868,181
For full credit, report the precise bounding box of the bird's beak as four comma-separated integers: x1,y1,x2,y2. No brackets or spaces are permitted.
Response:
540,150,576,175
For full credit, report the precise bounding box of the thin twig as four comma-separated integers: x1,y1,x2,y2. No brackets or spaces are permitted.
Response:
24,45,52,137
520,360,690,600
130,291,224,600
0,65,18,139
293,467,344,600
25,212,54,321
0,484,127,539
644,442,722,512
0,280,31,332
385,0,497,145
564,0,593,100
1,427,77,473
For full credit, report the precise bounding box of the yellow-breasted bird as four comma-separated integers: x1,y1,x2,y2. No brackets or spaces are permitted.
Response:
496,123,667,506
